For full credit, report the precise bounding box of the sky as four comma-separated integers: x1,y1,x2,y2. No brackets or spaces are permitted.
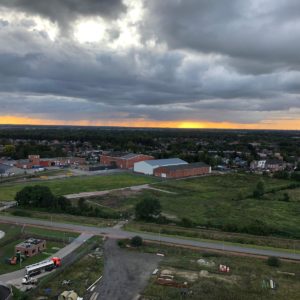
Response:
0,0,299,130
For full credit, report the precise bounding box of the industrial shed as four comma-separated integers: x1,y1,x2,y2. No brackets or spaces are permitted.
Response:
100,152,154,169
134,158,188,175
154,162,211,178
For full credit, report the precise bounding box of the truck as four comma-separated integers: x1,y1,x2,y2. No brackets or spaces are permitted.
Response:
25,257,62,277
22,275,38,285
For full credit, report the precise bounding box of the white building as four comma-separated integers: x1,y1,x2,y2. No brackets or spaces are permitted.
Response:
134,158,188,175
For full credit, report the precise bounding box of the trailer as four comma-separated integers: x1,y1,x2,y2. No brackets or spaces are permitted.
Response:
25,257,61,276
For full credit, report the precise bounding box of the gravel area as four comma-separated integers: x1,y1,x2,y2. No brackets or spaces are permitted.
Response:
88,239,161,300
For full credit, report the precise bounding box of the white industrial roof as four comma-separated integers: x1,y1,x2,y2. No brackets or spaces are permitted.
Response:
140,158,187,167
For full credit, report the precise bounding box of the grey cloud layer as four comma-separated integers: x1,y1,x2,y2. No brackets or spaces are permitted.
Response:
0,0,299,124
0,0,125,34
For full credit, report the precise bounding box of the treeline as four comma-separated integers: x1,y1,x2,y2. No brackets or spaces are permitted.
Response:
1,126,299,158
0,143,65,159
15,185,119,219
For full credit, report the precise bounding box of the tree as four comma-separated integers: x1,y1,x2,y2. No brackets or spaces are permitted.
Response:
15,185,55,208
135,198,161,221
3,144,15,157
253,180,265,198
130,236,143,247
267,256,281,267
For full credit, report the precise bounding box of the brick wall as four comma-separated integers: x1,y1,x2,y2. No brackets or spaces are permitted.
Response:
100,154,154,169
154,166,211,178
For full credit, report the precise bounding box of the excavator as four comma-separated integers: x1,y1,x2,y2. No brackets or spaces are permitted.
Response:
6,251,25,265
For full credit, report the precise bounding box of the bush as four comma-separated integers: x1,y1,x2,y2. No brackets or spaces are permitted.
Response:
181,217,194,228
130,236,143,247
117,239,127,248
135,198,161,221
267,256,281,267
11,210,32,217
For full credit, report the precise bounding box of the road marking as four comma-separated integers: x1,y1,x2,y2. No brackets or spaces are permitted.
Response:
90,292,99,300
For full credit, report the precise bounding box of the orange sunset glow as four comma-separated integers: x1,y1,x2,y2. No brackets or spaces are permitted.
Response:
0,115,299,130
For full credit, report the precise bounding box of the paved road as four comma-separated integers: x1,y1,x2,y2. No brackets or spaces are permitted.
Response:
86,239,160,300
0,232,93,285
0,215,299,261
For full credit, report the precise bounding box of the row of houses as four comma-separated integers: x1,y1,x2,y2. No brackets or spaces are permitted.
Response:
250,159,287,172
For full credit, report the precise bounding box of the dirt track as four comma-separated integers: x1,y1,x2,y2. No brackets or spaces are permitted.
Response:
87,239,161,300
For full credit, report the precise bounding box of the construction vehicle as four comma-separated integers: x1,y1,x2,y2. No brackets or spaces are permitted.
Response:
6,251,25,265
22,275,38,285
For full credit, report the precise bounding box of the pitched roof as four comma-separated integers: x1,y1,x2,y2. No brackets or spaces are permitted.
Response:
141,158,188,167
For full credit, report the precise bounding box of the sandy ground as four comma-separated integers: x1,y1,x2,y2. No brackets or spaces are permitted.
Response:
86,239,161,300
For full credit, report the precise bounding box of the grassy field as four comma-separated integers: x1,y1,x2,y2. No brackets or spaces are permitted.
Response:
139,243,300,300
90,173,300,238
0,223,78,274
125,222,300,252
0,172,157,201
2,209,117,227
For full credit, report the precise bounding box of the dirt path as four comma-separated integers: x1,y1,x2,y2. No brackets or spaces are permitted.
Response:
65,184,174,199
87,239,161,300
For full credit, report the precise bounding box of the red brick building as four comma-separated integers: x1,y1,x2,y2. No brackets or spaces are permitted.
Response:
15,238,46,257
16,155,86,169
100,152,154,169
154,162,211,178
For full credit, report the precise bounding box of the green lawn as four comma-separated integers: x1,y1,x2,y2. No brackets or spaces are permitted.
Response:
140,243,300,300
3,209,117,227
0,173,157,201
91,173,300,238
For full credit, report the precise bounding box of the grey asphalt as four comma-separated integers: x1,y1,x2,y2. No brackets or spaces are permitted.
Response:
0,232,93,284
86,239,160,300
0,215,299,261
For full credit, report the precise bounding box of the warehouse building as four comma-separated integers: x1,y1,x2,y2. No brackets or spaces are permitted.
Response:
134,158,188,175
100,152,154,169
153,162,211,178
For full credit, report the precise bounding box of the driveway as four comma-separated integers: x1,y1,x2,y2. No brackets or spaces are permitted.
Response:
86,239,161,300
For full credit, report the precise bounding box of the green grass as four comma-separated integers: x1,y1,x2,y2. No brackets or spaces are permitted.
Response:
0,172,157,201
147,174,300,238
0,223,79,274
125,222,300,252
139,243,300,300
2,209,117,227
91,173,300,238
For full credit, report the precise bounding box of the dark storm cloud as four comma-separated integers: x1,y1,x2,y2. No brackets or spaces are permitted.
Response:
142,0,300,73
0,0,299,125
0,0,125,33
